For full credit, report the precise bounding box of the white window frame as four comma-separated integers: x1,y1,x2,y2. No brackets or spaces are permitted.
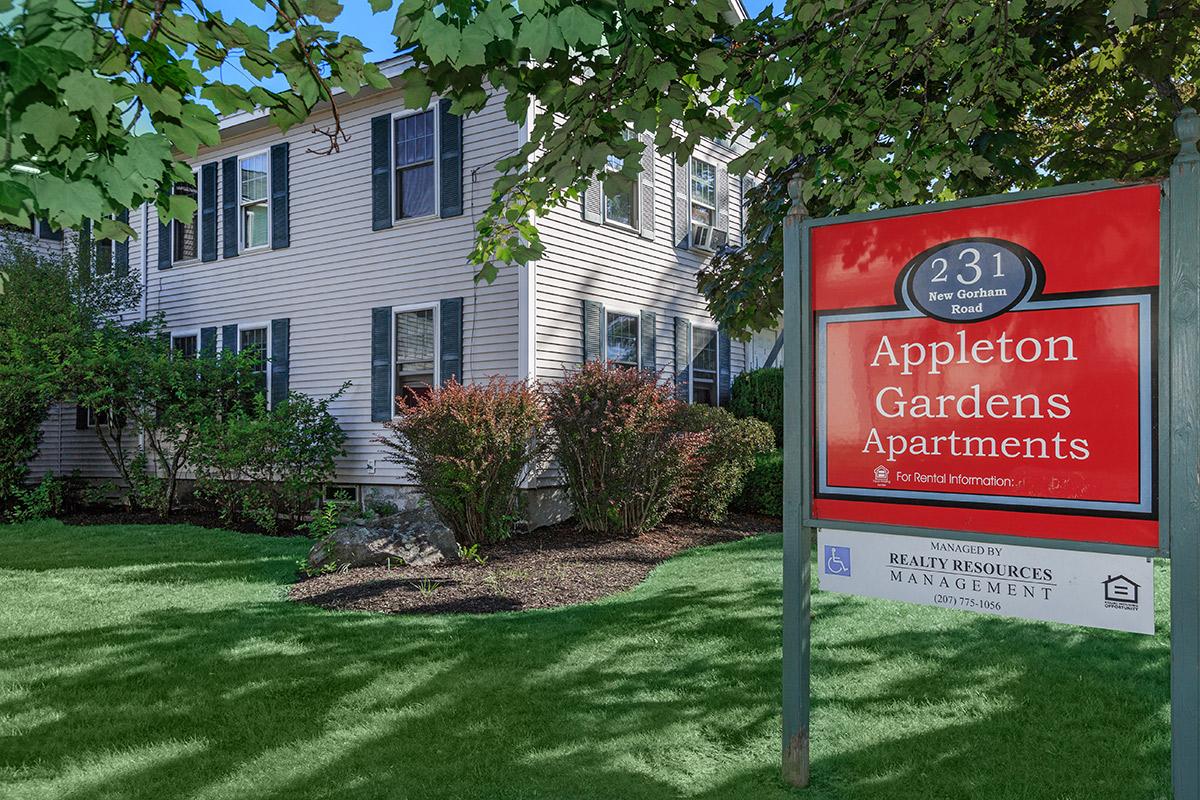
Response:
603,307,642,368
238,150,271,252
689,158,718,252
170,329,201,359
390,302,440,418
688,324,720,405
600,129,639,232
390,108,440,224
172,168,202,265
237,321,272,407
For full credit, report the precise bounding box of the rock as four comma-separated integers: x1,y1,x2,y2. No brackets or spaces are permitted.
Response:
307,505,457,572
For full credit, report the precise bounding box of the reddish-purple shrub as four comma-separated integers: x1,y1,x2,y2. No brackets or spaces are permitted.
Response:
378,377,545,546
542,362,705,535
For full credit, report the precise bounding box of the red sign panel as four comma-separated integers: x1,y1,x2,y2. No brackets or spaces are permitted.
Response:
810,185,1161,548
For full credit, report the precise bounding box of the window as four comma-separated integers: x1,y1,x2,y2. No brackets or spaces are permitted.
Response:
94,235,113,274
239,153,270,250
393,110,436,220
172,333,198,359
691,327,718,405
240,326,269,400
605,311,639,368
173,177,199,263
690,159,717,250
602,152,638,229
394,308,436,412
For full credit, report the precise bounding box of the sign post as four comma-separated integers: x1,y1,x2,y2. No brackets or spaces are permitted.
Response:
1168,107,1200,800
781,109,1199,794
781,178,811,787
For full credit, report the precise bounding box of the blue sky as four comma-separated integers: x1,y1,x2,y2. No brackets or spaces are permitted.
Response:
206,0,780,67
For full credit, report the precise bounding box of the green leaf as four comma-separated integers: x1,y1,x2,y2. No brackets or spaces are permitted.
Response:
457,22,493,67
18,104,79,151
557,6,604,48
696,48,726,82
416,13,461,64
1108,0,1146,29
517,14,564,61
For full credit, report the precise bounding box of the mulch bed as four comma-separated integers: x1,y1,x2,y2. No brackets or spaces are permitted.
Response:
289,514,781,615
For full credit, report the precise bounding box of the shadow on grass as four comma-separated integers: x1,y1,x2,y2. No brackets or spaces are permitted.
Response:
0,528,1171,800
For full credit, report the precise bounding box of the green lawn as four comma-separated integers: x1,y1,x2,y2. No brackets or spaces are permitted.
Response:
0,521,1170,800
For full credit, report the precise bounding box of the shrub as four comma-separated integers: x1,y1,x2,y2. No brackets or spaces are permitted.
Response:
543,362,704,536
730,367,784,445
0,382,48,510
674,404,775,522
192,386,349,530
732,448,784,517
378,377,544,546
5,473,65,523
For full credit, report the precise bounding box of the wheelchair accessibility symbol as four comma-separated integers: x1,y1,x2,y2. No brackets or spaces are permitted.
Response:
824,545,851,577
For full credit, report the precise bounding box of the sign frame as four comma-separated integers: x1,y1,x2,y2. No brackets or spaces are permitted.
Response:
780,109,1200,797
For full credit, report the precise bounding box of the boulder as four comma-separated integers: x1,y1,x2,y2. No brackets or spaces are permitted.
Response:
307,505,457,571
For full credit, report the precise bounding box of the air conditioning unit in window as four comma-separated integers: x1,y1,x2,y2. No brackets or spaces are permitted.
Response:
691,221,714,250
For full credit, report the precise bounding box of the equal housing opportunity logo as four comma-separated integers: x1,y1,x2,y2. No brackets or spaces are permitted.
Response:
1103,574,1141,611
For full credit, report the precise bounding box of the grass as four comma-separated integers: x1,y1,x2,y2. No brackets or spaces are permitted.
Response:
0,520,1170,800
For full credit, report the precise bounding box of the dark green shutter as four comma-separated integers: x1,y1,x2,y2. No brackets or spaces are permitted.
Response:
582,299,604,361
371,115,392,230
270,318,290,408
201,162,218,262
640,310,656,371
75,405,89,430
221,156,238,258
270,143,290,249
157,215,171,270
222,324,239,353
371,306,393,421
718,328,732,405
78,218,92,279
674,317,691,400
439,297,463,385
200,326,217,358
114,209,129,278
438,99,463,218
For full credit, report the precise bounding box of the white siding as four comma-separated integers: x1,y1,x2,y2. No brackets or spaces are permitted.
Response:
533,138,750,384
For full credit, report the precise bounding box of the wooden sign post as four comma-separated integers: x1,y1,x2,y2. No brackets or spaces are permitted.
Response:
781,108,1200,794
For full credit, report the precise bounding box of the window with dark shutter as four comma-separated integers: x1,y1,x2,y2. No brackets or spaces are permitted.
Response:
221,156,238,258
173,179,199,263
394,110,436,220
439,297,463,386
201,162,218,262
691,327,719,406
718,329,732,405
395,308,435,409
674,317,691,400
114,209,129,277
240,326,269,399
605,311,639,368
640,311,656,371
370,115,393,230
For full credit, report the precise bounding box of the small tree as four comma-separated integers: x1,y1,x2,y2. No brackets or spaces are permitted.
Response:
378,377,544,546
71,317,257,514
0,238,139,508
673,404,775,523
542,363,704,536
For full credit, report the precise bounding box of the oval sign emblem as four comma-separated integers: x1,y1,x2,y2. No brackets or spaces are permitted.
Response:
904,239,1037,323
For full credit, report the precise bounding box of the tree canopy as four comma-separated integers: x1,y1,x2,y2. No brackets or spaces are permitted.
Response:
391,0,1197,334
2,0,1195,335
0,0,387,243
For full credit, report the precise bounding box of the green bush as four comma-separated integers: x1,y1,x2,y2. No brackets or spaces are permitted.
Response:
732,449,783,517
673,404,774,522
0,382,48,511
378,377,544,546
5,473,65,523
192,386,349,530
729,367,784,445
543,362,703,536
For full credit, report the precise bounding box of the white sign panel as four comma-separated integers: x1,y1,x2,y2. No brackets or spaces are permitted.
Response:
818,528,1154,634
